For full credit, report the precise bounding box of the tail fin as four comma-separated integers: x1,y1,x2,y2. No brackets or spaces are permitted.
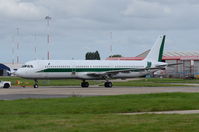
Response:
144,35,166,62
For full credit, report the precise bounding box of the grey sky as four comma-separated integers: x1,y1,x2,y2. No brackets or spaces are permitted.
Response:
1,0,199,63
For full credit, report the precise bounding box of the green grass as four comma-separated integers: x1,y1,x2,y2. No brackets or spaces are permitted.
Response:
1,114,199,132
1,77,198,87
1,93,199,114
112,81,184,87
0,93,199,131
0,76,102,86
132,78,199,83
112,78,199,87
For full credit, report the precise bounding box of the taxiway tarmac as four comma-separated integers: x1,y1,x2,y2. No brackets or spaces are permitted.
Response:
1,86,199,100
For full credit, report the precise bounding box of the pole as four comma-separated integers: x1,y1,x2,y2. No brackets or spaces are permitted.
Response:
110,32,112,58
45,16,52,60
16,28,20,63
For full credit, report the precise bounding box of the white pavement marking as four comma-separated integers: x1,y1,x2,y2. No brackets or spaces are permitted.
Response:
121,110,199,115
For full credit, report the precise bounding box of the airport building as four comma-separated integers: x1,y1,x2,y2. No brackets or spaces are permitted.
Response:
0,63,11,76
0,63,22,76
107,50,199,78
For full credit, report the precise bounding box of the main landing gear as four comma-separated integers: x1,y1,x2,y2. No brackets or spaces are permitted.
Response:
81,80,113,88
81,80,89,88
104,81,112,88
34,79,39,88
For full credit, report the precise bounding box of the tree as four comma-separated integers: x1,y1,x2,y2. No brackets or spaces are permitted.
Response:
85,51,101,60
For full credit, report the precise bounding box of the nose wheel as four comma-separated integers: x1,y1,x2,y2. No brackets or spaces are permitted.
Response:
34,84,38,88
34,80,39,88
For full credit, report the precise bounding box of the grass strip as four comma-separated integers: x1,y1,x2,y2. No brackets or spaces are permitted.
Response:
0,77,197,87
0,93,199,132
0,93,199,114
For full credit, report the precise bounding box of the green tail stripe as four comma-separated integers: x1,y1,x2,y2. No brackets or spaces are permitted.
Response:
158,35,166,62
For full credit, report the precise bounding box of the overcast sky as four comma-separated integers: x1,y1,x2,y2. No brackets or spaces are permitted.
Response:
1,0,199,63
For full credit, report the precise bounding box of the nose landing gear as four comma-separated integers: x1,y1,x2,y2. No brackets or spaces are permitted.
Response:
34,80,38,88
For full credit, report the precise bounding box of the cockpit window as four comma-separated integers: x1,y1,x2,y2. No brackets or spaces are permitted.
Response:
21,65,33,68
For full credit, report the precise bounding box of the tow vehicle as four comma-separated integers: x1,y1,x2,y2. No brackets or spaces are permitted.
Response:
0,81,11,88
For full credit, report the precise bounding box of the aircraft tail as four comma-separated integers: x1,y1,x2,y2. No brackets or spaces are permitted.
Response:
144,35,166,62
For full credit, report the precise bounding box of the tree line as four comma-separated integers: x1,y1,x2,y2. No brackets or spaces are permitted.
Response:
85,51,122,60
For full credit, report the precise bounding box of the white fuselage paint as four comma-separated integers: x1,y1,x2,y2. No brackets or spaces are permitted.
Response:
15,60,166,80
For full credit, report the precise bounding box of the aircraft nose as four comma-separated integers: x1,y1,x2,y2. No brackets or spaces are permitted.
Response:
15,69,24,77
15,70,20,76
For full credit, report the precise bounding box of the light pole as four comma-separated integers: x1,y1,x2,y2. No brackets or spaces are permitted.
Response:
16,27,20,63
45,16,52,60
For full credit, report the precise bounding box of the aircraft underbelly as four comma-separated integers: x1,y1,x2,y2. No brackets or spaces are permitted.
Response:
30,72,76,79
49,72,77,79
113,71,148,78
30,71,149,80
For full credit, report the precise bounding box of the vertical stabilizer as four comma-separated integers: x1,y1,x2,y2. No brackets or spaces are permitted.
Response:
144,35,166,62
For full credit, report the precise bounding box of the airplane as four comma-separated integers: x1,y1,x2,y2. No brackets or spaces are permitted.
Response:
15,35,168,88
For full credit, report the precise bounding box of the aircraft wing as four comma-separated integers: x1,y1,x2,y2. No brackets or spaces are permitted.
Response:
167,63,183,66
155,63,183,68
86,63,183,78
86,67,164,78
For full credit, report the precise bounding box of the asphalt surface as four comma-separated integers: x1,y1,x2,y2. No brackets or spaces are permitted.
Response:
1,86,199,100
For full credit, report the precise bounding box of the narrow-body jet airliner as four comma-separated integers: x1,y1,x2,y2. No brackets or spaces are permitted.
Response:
16,35,167,88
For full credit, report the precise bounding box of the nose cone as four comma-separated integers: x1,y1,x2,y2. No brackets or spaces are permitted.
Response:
15,69,25,77
15,70,20,77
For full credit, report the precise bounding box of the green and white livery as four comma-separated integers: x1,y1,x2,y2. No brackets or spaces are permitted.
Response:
16,35,167,88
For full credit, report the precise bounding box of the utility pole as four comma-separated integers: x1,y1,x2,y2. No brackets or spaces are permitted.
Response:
34,33,37,60
16,27,20,64
110,32,113,58
12,47,14,64
45,16,52,60
11,36,15,65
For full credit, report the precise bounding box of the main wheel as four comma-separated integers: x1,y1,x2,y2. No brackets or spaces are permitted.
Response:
81,82,85,87
3,83,10,88
104,82,112,88
81,82,89,88
34,84,38,88
85,82,89,87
